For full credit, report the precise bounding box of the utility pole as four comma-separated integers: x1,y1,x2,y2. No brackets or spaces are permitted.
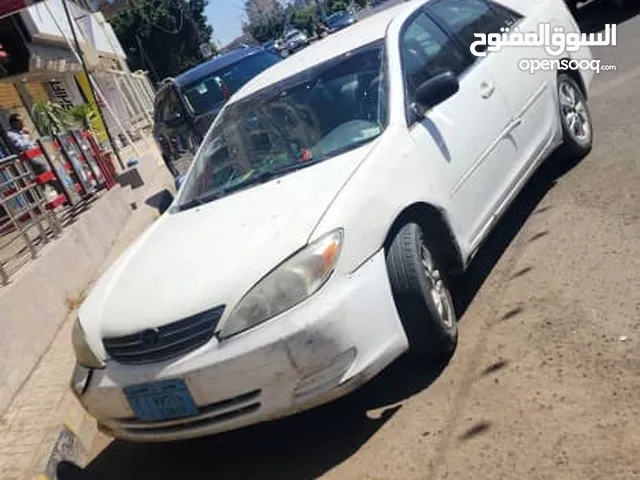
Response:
61,0,126,170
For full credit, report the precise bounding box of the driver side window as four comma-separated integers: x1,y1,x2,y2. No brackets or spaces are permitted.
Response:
400,12,470,98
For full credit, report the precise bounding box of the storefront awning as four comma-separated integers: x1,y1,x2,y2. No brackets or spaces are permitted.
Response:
27,42,82,74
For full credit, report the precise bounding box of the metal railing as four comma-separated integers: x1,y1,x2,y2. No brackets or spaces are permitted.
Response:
0,155,62,285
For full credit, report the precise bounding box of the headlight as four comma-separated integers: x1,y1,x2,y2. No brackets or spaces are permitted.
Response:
72,318,105,369
217,229,343,339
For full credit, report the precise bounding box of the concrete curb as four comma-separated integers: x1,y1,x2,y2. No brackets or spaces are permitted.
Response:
29,393,98,479
22,166,175,480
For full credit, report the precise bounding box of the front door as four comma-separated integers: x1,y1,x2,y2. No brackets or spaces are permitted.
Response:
401,9,518,251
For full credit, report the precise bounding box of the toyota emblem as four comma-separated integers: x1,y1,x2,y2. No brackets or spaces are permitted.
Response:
141,328,161,347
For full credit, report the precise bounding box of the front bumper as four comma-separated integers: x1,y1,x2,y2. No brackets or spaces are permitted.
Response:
72,250,408,442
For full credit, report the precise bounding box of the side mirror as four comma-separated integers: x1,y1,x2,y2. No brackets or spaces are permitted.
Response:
413,71,459,117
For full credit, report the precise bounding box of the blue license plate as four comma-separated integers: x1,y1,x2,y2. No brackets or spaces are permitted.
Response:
124,379,198,422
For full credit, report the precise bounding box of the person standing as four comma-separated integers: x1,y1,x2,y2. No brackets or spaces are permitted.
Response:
6,113,36,153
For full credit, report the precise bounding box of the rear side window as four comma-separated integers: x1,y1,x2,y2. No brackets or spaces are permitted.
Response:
429,0,522,52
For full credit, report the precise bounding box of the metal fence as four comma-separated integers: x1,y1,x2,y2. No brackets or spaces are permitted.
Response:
0,130,117,286
0,154,61,285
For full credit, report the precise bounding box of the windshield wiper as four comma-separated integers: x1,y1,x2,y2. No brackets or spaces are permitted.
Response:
176,163,309,212
222,160,320,193
177,190,226,211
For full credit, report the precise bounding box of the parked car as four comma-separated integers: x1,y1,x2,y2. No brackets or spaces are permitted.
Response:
325,10,358,32
72,0,594,443
263,39,284,55
284,29,309,53
152,47,282,177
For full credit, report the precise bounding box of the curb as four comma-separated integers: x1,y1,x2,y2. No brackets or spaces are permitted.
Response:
25,169,172,479
29,382,99,479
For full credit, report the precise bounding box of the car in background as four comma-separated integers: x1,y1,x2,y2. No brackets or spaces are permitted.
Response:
284,29,309,54
263,39,284,55
152,47,282,177
325,10,358,32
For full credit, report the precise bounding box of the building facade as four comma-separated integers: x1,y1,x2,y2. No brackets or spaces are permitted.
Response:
0,0,154,153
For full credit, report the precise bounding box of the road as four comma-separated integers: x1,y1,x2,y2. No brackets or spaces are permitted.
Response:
76,3,639,479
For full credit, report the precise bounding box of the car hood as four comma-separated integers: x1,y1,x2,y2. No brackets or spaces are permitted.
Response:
79,141,378,346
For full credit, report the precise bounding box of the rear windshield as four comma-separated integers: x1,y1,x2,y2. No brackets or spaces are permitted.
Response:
180,51,282,117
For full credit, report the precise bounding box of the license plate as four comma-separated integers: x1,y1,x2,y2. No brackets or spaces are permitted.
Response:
124,379,198,422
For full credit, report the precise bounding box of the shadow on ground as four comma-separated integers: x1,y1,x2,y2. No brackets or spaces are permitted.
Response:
63,146,587,479
451,146,584,317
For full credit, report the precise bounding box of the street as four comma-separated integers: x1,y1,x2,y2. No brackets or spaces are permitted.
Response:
81,3,639,479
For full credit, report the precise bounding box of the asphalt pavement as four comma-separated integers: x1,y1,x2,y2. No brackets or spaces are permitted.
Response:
74,3,640,479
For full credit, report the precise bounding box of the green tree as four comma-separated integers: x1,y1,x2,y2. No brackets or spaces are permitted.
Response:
111,0,216,83
290,4,318,37
246,13,286,43
327,0,349,14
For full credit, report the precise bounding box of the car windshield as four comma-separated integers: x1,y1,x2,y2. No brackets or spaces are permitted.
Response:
285,30,301,40
181,51,281,116
177,43,388,210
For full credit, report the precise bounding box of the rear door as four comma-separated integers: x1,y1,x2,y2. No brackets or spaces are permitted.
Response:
429,0,557,175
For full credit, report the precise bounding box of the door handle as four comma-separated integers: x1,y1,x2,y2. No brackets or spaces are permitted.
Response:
479,81,496,99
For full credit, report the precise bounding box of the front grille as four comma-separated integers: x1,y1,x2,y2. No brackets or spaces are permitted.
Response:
103,305,225,365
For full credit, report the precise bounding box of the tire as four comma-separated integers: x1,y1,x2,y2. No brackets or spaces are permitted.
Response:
386,223,458,359
557,73,593,160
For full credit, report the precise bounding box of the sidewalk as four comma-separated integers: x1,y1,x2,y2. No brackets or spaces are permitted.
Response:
0,140,175,480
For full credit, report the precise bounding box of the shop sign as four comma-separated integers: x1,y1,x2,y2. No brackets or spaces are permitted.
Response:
49,79,74,109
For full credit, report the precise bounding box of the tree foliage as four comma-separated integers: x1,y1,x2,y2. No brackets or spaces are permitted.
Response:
326,0,349,14
246,14,285,44
290,5,318,37
111,0,215,82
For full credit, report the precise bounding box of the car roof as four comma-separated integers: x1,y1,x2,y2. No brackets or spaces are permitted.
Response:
232,3,412,102
173,47,264,88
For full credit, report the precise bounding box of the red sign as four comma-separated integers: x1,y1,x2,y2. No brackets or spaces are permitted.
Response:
0,0,45,20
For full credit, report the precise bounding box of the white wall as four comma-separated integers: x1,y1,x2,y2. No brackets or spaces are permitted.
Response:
20,0,126,58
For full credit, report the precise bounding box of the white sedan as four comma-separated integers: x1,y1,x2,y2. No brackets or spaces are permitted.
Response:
71,0,594,442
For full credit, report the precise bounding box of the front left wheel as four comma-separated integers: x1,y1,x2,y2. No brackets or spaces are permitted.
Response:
386,223,458,359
